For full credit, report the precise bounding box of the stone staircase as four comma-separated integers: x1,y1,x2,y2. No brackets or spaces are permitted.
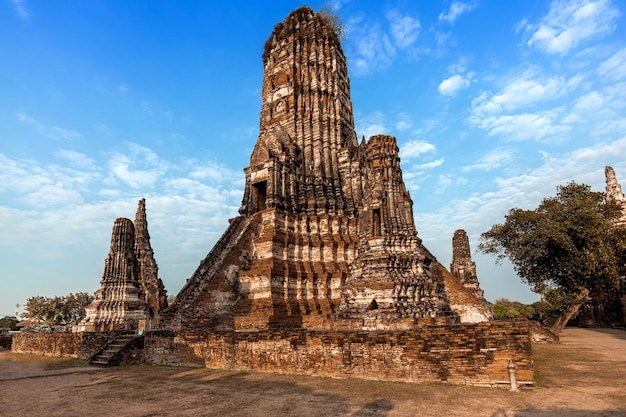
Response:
163,214,257,317
89,332,144,367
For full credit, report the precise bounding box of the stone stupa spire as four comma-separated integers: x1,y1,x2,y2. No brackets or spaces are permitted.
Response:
605,166,626,226
450,229,485,300
80,218,147,331
134,198,167,325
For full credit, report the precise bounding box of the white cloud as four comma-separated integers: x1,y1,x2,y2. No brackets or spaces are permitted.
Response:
439,2,476,25
386,9,420,49
0,144,245,299
572,91,605,113
438,74,470,96
399,140,436,161
346,9,422,75
108,143,169,189
564,83,626,137
348,20,396,75
598,47,626,81
474,111,570,142
471,68,582,116
355,111,388,139
468,65,588,142
395,120,412,131
418,158,444,170
360,123,387,139
462,150,513,172
521,0,619,55
55,150,97,170
0,153,97,208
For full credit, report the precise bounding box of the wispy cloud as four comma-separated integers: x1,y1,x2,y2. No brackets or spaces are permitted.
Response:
471,67,582,116
598,47,626,81
438,74,471,96
355,111,388,139
399,140,436,161
0,143,244,294
16,112,83,141
468,65,587,142
462,150,513,172
439,2,476,25
107,143,169,189
395,114,413,132
346,9,421,75
386,9,420,49
348,19,396,75
520,0,619,55
473,110,571,142
55,149,98,170
419,158,445,170
11,0,32,19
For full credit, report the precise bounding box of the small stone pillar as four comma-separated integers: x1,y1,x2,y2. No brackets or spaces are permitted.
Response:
508,359,518,391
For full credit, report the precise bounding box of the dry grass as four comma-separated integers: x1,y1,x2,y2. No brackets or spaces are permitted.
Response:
1,328,625,417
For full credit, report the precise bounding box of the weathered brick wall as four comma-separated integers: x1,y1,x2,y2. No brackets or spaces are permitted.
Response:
12,332,122,359
144,320,532,386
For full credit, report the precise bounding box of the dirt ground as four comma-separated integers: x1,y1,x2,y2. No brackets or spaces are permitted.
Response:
1,327,624,417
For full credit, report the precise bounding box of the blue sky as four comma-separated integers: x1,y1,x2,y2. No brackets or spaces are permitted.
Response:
2,0,625,317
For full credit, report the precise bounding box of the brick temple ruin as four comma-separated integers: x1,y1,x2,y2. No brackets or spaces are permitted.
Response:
160,7,493,332
16,7,537,387
80,199,168,331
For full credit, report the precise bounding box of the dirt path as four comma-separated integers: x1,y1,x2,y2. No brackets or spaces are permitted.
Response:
1,327,624,417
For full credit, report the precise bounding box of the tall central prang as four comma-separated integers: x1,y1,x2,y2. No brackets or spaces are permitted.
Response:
162,7,492,331
243,7,356,216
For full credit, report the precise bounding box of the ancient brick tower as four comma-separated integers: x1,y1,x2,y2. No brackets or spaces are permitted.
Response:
450,230,484,300
80,218,148,331
163,7,491,331
81,199,167,331
605,166,626,227
134,198,168,324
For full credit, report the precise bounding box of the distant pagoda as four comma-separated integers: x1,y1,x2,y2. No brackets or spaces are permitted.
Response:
80,218,148,331
605,166,626,227
134,198,168,325
450,229,485,300
81,199,166,331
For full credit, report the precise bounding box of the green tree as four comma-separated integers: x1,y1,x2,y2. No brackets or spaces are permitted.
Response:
0,316,18,331
479,182,626,334
22,292,94,326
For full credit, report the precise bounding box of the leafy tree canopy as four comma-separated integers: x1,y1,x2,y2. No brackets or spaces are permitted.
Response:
0,316,18,331
479,182,626,333
22,292,94,326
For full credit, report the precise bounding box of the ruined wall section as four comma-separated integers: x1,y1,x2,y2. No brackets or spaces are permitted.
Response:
144,320,533,387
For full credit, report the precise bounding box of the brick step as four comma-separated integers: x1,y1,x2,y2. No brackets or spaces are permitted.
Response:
89,334,143,367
